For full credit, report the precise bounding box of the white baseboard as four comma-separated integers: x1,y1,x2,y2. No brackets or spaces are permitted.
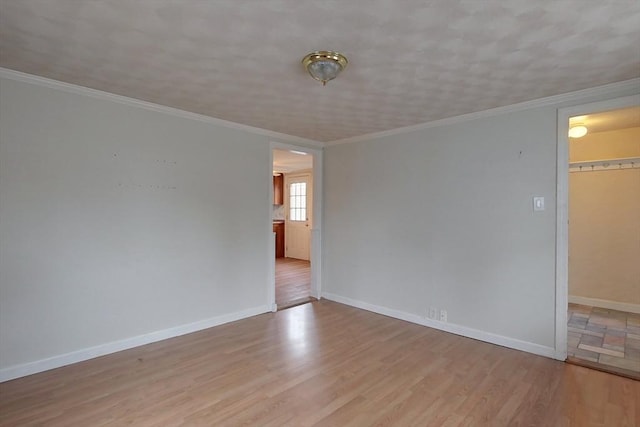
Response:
322,292,556,359
569,295,640,314
0,305,270,383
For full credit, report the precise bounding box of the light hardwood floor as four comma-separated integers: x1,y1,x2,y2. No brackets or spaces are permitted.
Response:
1,301,638,426
275,257,311,308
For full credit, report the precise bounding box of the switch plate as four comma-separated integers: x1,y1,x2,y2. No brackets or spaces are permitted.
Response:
533,196,545,211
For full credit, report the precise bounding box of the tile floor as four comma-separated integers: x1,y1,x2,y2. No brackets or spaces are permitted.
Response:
568,303,640,377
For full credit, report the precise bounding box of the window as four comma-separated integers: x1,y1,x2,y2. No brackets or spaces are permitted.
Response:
289,182,306,221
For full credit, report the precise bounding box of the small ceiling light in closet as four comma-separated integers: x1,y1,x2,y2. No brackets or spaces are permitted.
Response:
568,125,588,138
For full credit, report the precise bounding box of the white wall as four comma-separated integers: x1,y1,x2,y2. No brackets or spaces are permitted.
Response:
0,75,296,377
1,71,636,378
323,88,639,353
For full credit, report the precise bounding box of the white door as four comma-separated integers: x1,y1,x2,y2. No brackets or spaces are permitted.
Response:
285,173,311,260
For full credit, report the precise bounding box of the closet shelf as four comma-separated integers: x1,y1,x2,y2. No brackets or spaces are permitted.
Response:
569,157,640,173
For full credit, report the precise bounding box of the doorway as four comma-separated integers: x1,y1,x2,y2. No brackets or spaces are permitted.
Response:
556,97,640,379
270,145,321,311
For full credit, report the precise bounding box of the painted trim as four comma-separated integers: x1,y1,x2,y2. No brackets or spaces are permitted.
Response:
0,305,270,382
267,148,278,312
0,67,323,148
311,150,323,300
555,94,640,361
326,78,640,146
269,231,277,312
556,107,571,361
310,229,321,299
569,296,640,314
4,67,637,150
322,293,556,359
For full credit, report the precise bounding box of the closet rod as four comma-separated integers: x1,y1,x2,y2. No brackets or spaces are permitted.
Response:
569,157,640,173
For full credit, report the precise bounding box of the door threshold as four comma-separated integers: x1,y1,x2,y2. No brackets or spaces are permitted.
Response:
566,356,640,381
277,296,317,311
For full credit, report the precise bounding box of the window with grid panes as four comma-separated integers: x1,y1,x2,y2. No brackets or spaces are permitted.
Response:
289,182,306,221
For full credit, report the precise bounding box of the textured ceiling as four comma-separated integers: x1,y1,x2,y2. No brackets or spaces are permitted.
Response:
1,1,639,142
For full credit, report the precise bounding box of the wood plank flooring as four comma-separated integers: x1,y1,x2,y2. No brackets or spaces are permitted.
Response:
1,301,638,426
275,257,311,308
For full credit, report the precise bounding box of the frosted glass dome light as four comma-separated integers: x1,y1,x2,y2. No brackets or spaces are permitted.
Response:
302,51,348,86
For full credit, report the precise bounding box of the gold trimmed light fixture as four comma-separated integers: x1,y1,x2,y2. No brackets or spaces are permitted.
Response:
302,51,348,85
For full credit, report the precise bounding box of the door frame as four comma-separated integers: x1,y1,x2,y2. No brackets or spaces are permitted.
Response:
268,142,323,311
554,94,640,360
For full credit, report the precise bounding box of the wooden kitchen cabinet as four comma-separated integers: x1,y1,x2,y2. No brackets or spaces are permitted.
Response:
273,222,285,258
273,174,284,205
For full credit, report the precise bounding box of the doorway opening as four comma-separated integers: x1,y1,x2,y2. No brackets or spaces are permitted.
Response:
557,99,640,379
271,146,320,310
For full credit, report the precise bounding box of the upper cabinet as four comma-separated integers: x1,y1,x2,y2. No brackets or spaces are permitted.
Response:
273,174,284,205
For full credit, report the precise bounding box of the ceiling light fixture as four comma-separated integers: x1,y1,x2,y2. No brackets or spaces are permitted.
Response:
568,125,588,138
302,51,348,86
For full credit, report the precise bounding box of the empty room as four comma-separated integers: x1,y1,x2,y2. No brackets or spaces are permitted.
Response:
1,1,639,425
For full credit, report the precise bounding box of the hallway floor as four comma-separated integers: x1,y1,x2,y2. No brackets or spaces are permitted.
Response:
567,303,640,379
275,257,312,309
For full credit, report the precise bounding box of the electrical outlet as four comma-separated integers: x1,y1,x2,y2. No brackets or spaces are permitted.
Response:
428,307,437,320
440,309,447,322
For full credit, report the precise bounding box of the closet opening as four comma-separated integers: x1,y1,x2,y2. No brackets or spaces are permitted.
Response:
561,104,640,379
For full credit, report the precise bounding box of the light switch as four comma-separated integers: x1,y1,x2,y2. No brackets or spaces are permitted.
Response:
533,196,545,211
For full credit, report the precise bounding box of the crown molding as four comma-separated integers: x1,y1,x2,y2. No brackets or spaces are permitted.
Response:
3,67,637,149
326,78,640,146
0,67,324,148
